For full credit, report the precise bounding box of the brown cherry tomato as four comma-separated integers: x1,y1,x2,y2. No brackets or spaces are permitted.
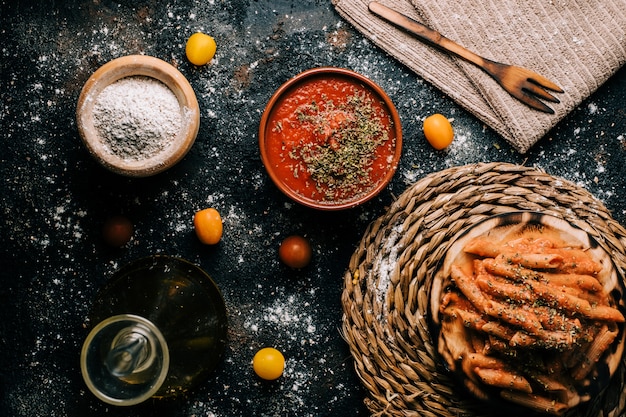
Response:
278,235,312,269
102,215,133,247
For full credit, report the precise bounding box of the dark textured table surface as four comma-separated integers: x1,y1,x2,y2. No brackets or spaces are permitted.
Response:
1,1,625,416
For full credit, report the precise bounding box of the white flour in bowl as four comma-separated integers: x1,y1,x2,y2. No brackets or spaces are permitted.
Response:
92,76,182,160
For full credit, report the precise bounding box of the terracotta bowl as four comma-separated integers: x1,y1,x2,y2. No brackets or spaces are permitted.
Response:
76,55,200,177
259,67,402,210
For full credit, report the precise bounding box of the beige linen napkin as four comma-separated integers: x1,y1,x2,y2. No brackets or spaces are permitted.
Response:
332,0,626,153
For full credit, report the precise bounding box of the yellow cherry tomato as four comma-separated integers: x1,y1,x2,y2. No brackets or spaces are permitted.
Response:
423,113,454,150
185,32,217,66
193,207,223,245
253,347,285,380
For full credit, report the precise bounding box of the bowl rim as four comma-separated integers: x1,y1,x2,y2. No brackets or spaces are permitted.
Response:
258,66,403,210
76,55,200,177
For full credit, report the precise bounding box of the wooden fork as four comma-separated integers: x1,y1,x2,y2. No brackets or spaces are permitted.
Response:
369,1,563,113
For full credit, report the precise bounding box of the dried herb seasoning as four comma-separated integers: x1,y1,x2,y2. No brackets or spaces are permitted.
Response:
282,89,392,201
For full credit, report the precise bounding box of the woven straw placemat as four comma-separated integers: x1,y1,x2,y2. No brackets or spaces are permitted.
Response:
332,0,626,153
342,162,626,416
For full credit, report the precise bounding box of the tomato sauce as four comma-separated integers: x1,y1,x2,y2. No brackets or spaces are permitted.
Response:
264,75,397,206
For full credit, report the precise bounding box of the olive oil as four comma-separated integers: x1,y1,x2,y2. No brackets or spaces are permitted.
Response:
81,256,227,405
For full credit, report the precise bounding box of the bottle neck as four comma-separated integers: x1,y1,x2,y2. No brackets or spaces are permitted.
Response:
80,314,170,406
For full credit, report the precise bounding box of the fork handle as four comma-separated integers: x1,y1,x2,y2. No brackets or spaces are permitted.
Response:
369,2,487,69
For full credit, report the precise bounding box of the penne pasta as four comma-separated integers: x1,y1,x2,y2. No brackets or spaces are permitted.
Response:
464,236,599,272
539,272,603,293
465,352,506,369
465,236,569,258
475,276,583,335
501,253,564,270
575,290,606,306
440,290,479,315
500,391,569,416
586,304,625,323
450,265,490,311
526,372,569,393
570,323,619,381
485,335,509,353
482,260,624,323
526,305,581,334
509,331,537,347
474,367,533,393
476,275,535,303
454,307,487,331
439,231,624,414
481,321,517,340
483,257,604,298
528,279,624,322
463,237,502,257
509,328,575,349
484,299,544,334
533,328,576,348
523,279,592,316
482,256,539,281
547,248,602,275
505,236,561,250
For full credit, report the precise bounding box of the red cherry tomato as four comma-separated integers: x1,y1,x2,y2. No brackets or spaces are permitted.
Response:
278,235,312,269
102,215,133,247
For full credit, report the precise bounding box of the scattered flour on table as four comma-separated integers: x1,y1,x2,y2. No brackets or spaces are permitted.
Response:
243,288,320,348
369,223,404,328
235,286,348,413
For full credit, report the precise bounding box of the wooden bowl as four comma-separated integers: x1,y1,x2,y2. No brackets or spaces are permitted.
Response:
259,67,402,210
76,55,199,177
